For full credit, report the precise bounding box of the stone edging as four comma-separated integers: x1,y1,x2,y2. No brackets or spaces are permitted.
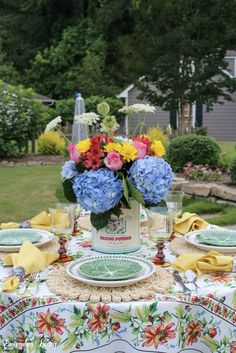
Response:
172,177,236,203
0,160,64,167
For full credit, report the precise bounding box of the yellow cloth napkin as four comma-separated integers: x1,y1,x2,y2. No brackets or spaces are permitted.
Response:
0,211,51,231
174,212,208,234
173,251,233,277
2,241,59,292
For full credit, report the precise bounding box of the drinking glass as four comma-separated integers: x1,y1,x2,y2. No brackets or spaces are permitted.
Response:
164,191,184,218
56,203,79,236
49,207,74,262
146,207,173,266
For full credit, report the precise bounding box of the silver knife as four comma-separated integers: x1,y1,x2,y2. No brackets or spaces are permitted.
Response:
173,271,191,295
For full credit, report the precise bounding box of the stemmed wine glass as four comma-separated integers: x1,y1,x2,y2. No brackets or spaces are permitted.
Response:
164,191,184,219
146,206,173,266
49,207,74,262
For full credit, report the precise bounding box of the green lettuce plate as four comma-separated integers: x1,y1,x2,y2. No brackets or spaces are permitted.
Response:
196,229,236,247
0,229,42,246
79,257,143,280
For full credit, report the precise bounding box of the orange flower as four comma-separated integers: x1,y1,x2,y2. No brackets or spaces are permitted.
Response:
36,309,66,336
142,323,176,349
87,304,110,332
210,273,232,283
185,321,202,345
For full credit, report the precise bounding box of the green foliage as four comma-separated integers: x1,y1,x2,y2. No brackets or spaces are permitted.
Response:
166,134,221,172
133,0,236,114
85,96,124,122
25,21,117,98
0,81,46,157
229,157,236,184
38,131,65,155
54,98,75,125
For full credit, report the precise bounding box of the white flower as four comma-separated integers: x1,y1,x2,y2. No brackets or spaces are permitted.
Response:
100,115,119,133
45,116,62,132
75,112,100,126
166,124,172,135
118,103,156,114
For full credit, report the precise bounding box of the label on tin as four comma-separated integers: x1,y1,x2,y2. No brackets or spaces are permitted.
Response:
92,200,140,253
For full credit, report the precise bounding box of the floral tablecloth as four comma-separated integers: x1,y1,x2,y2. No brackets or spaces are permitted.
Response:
0,228,236,353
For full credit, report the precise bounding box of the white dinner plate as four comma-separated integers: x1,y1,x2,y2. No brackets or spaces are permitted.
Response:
0,228,54,252
66,255,155,287
185,229,236,253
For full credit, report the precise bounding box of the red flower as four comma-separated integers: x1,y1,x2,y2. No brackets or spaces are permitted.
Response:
185,321,202,345
36,309,66,336
0,315,5,326
83,154,103,170
230,342,236,353
111,322,121,332
142,322,176,349
208,327,217,338
222,307,228,317
87,304,110,332
213,303,221,313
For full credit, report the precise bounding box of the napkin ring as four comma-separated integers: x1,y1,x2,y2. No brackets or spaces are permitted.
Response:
19,221,31,229
11,266,25,281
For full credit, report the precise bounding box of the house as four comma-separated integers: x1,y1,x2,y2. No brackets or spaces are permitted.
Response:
118,51,236,141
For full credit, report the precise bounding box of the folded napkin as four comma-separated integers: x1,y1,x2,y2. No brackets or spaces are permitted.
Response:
174,212,208,234
3,241,59,292
0,211,51,231
173,251,233,277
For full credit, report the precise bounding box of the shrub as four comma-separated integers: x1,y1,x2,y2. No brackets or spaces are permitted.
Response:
229,157,236,184
166,134,221,172
0,81,46,157
147,125,169,147
38,131,65,155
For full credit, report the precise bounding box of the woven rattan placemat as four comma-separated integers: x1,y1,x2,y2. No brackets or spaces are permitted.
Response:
169,236,236,257
46,266,174,303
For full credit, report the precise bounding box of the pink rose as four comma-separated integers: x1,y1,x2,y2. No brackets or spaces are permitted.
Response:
104,151,123,170
68,143,80,162
133,141,147,159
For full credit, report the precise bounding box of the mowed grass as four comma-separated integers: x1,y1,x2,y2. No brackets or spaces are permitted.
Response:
0,165,61,223
183,197,236,226
218,141,236,164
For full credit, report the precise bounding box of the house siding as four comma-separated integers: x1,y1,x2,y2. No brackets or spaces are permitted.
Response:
128,87,170,132
126,86,236,141
203,92,236,141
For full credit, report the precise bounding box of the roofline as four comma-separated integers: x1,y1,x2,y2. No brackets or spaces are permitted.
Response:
117,76,145,98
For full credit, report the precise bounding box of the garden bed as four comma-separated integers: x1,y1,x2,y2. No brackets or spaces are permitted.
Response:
0,154,66,167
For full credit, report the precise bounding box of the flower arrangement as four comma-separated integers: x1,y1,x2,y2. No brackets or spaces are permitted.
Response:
58,102,173,230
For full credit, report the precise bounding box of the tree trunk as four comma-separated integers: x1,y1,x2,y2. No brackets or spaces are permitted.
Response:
31,139,36,153
178,99,185,136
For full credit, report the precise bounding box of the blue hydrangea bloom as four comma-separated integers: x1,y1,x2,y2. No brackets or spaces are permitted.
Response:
72,168,123,214
128,156,173,205
61,160,78,180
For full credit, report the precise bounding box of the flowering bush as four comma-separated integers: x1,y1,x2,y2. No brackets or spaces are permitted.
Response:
183,162,222,182
57,102,173,230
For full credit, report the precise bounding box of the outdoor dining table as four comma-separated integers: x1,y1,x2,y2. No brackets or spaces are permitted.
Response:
0,225,235,353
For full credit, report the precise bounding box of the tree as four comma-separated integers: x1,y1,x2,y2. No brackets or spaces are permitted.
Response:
132,0,236,135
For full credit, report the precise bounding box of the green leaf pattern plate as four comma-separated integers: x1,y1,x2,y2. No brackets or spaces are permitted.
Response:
79,258,143,280
0,229,42,246
196,229,236,247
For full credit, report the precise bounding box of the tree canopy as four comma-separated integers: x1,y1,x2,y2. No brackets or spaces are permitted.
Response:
0,0,236,116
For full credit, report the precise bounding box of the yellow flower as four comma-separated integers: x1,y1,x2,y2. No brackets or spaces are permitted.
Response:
151,140,165,157
76,138,91,153
120,142,137,162
104,142,122,154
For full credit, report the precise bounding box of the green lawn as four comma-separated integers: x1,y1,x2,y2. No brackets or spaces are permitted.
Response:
218,141,236,164
0,165,236,226
183,197,236,226
0,165,61,223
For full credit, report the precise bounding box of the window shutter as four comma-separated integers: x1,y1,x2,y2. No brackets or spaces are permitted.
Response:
195,102,203,127
169,106,177,130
